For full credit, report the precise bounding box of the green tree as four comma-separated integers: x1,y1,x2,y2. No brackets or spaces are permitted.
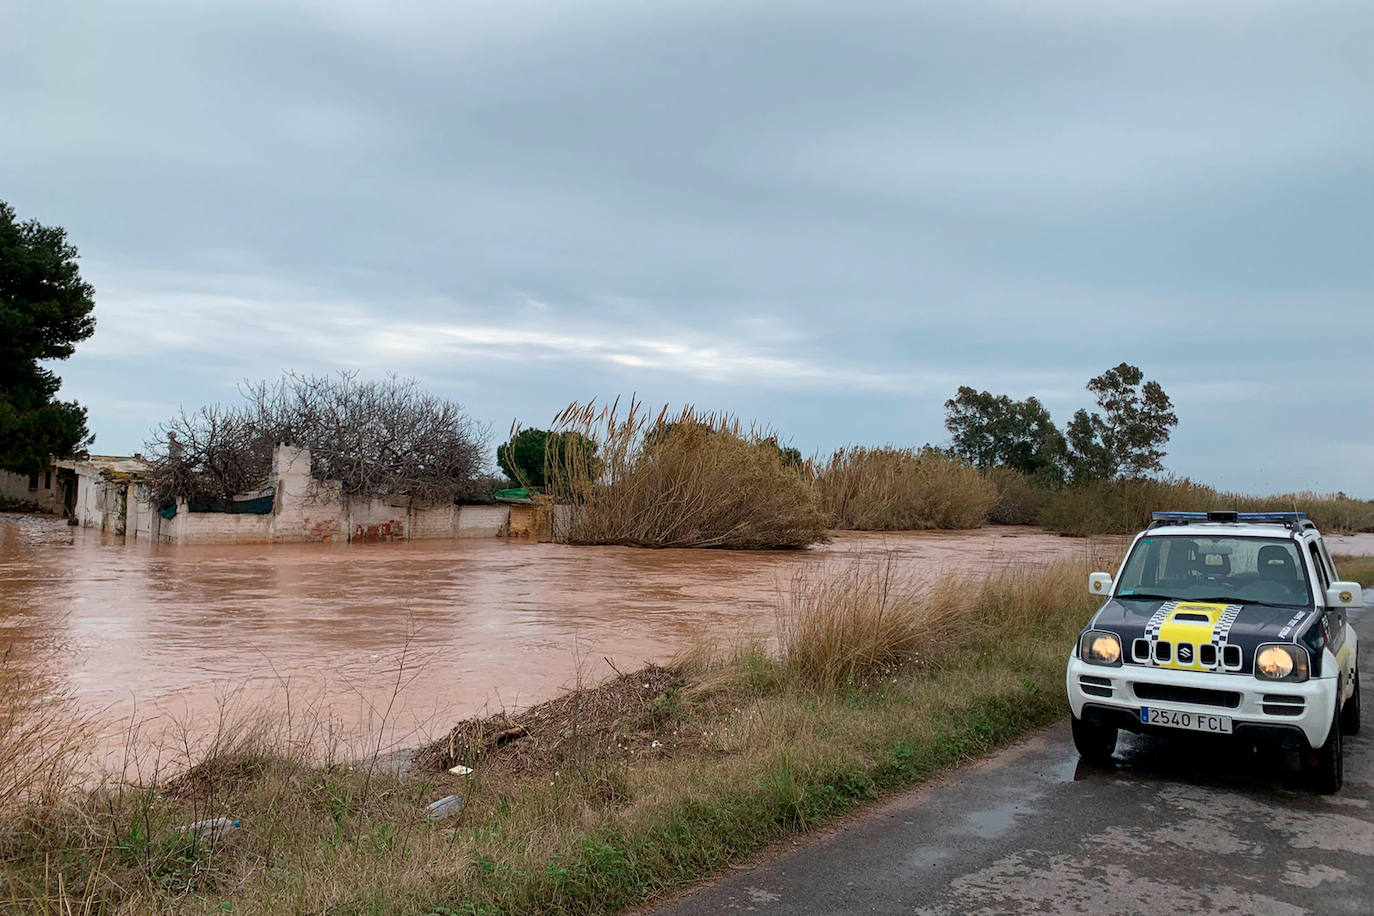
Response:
943,387,1065,481
0,201,96,474
1065,363,1178,481
497,428,598,489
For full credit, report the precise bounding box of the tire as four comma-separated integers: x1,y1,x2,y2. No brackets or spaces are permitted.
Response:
1342,668,1361,736
1072,713,1118,766
1306,702,1343,795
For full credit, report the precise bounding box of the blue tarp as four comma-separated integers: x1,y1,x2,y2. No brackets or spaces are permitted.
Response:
160,494,274,518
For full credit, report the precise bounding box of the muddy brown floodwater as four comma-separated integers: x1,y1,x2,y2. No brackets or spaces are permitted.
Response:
2,513,1369,771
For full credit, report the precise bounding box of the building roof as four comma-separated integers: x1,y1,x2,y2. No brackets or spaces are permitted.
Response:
57,454,153,479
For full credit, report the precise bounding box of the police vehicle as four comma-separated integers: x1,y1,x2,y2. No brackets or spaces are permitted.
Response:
1066,511,1362,793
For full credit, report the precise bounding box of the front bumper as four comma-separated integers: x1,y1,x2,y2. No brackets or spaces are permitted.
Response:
1066,655,1337,749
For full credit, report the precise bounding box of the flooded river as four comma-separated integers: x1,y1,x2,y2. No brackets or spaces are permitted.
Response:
3,514,1369,769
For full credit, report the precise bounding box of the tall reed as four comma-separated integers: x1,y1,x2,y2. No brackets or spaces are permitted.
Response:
816,446,997,530
778,555,1102,688
1038,478,1374,535
542,398,828,549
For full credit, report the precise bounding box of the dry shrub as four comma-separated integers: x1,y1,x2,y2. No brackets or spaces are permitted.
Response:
545,398,827,549
1039,479,1374,536
779,555,1102,688
984,466,1045,525
0,648,92,815
1230,492,1374,533
816,446,997,531
1037,476,1218,535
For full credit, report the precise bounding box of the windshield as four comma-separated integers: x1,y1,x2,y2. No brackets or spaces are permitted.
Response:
1115,535,1312,607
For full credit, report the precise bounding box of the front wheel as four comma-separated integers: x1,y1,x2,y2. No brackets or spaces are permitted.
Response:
1072,713,1117,766
1306,704,1343,795
1341,668,1361,736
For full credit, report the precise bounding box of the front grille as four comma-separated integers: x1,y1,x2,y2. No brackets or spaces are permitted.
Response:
1132,682,1241,709
1079,675,1113,698
1262,694,1305,717
1129,640,1243,671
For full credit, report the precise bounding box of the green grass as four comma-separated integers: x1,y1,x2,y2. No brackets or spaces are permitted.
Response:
1332,554,1374,588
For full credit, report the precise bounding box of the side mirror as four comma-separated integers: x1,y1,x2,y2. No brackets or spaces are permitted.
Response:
1327,583,1365,609
1088,573,1113,597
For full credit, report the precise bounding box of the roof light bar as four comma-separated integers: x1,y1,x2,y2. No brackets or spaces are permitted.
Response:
1149,511,1308,525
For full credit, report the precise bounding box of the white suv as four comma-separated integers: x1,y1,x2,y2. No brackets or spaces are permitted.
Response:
1066,511,1362,793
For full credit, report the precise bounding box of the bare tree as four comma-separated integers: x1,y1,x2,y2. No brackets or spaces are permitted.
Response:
145,372,489,506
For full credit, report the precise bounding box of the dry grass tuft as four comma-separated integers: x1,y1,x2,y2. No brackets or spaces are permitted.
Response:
779,555,1102,688
816,446,998,531
545,398,828,549
0,647,93,816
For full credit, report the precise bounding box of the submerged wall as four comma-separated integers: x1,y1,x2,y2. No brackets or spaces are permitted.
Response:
68,444,533,545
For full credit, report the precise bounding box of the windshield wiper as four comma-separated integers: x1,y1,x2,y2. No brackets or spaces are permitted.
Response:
1115,592,1177,601
1193,596,1307,609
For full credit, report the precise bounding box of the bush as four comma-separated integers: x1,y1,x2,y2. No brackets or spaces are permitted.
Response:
546,400,827,549
496,428,598,490
816,447,996,531
983,467,1045,525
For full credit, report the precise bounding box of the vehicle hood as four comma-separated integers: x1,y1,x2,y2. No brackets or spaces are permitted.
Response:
1089,597,1324,675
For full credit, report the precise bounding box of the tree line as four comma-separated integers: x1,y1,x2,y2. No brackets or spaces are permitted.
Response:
943,363,1179,485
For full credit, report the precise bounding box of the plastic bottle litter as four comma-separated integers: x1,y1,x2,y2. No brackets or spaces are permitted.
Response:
175,817,242,842
425,795,464,820
447,764,473,777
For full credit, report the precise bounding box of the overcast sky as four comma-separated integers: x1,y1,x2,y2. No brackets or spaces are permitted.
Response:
4,0,1371,494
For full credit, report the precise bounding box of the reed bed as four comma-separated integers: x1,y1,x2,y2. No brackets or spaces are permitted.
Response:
544,398,828,549
1,557,1105,915
1038,478,1374,536
815,446,997,531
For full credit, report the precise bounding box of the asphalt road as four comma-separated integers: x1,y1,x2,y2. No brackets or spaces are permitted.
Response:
656,605,1372,916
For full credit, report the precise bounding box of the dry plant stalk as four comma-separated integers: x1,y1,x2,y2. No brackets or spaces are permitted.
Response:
0,647,93,814
542,397,827,549
816,446,998,531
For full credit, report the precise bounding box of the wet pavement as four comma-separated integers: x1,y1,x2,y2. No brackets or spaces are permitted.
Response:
0,514,1119,765
655,606,1374,915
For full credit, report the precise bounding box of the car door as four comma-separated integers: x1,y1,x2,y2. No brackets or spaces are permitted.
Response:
1309,537,1352,695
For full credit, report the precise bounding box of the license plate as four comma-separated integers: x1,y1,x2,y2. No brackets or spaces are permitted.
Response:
1140,707,1232,734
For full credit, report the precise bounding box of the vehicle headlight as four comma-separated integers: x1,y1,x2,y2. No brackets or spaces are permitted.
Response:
1079,630,1122,667
1254,644,1309,682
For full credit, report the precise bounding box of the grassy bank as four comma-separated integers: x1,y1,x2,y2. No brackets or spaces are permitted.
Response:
1,555,1110,914
1333,554,1374,588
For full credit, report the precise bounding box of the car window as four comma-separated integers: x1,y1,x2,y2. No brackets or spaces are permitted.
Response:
1317,539,1341,582
1308,541,1331,590
1116,535,1312,606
